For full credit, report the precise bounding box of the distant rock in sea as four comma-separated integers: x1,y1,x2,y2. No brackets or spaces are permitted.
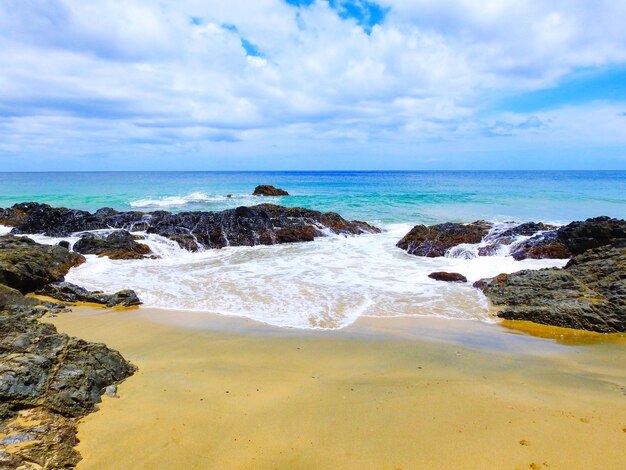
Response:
252,185,289,196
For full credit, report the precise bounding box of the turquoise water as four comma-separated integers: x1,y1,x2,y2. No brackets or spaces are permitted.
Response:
0,171,624,224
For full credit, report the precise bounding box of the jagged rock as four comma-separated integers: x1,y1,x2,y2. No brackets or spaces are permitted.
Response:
252,185,289,196
0,235,85,294
476,246,626,333
510,217,625,260
478,222,554,256
0,202,379,251
397,221,491,257
428,272,467,283
36,282,141,308
73,230,151,260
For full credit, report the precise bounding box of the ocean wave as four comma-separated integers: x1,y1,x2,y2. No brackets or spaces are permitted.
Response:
129,192,258,209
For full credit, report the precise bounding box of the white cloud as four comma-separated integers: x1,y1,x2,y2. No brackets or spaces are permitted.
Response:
0,0,625,168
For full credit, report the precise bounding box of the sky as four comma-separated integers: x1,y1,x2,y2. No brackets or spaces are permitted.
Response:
1,0,626,171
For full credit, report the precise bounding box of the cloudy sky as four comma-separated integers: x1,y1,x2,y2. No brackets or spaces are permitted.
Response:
1,0,626,170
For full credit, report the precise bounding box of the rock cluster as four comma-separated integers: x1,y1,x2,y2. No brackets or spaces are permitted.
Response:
0,235,137,468
252,185,289,196
1,202,380,252
36,282,141,308
476,246,625,333
73,230,151,260
0,235,85,293
396,221,491,257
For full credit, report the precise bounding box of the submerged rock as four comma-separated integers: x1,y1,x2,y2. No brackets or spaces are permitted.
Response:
0,235,85,294
428,272,467,283
476,246,626,333
36,282,141,308
1,202,379,251
252,185,289,196
397,221,491,257
73,230,152,260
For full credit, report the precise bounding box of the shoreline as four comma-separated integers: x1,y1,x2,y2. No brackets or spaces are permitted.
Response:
46,306,626,469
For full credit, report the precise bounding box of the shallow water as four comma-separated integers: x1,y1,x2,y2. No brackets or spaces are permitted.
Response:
1,170,622,329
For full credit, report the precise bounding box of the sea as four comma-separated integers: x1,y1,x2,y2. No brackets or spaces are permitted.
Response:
1,171,624,329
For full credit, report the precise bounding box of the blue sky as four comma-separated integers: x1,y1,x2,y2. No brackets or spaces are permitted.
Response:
0,0,625,170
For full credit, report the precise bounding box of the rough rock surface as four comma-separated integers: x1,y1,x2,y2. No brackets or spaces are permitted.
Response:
0,237,137,468
476,246,626,333
73,230,151,259
1,202,379,251
428,272,468,283
511,216,625,260
397,221,491,257
0,235,85,294
36,282,141,308
478,222,554,256
252,185,289,196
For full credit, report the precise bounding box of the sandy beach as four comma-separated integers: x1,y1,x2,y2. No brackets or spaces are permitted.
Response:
45,307,626,470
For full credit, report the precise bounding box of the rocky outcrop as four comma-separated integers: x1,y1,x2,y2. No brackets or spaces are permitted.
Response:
36,282,141,308
428,272,467,283
0,236,136,468
476,246,626,333
0,235,85,294
252,185,289,196
397,221,491,257
510,216,625,260
478,222,554,256
1,202,379,251
73,230,152,259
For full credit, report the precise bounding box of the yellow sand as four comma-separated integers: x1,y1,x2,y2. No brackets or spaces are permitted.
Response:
47,308,626,470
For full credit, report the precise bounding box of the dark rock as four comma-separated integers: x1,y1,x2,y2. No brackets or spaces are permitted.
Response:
252,185,289,196
58,240,70,250
510,231,572,260
478,222,554,257
0,202,379,251
428,272,468,283
0,235,85,294
476,246,626,333
73,230,151,260
397,221,491,257
36,282,141,308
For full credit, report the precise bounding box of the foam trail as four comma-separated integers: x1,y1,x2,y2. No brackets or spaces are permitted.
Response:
129,192,267,209
61,223,568,330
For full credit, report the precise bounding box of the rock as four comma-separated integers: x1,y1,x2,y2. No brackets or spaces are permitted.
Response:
510,217,625,260
36,282,141,308
0,235,85,294
73,230,151,260
0,407,80,469
479,222,554,257
252,185,289,196
476,246,626,333
428,272,468,283
0,202,380,251
397,221,491,257
510,231,572,260
58,240,70,249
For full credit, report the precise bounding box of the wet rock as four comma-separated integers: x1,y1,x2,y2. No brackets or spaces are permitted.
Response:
0,235,85,294
478,222,554,257
0,202,379,251
73,230,151,260
36,282,141,308
428,272,468,283
252,185,289,196
476,246,626,333
510,231,572,260
58,240,70,250
397,221,491,257
510,217,625,260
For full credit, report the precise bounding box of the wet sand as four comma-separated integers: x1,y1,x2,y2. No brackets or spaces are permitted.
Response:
47,308,626,470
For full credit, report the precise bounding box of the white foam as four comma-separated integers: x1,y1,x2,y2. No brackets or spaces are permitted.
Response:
0,225,12,236
129,192,263,209
57,223,568,330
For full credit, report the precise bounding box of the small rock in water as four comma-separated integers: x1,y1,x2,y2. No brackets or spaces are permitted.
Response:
104,384,118,398
428,272,468,283
252,185,289,196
